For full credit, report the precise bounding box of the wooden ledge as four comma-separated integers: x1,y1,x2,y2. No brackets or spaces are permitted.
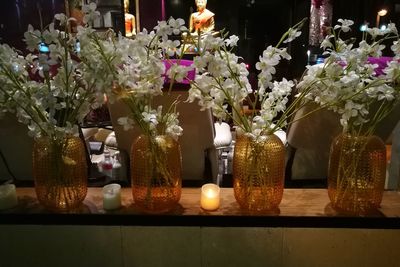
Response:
1,188,400,228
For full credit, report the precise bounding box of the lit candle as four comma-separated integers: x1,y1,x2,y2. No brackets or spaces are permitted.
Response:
102,183,121,210
0,184,18,210
200,183,220,211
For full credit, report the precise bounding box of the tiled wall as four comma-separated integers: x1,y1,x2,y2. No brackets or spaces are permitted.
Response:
1,226,399,267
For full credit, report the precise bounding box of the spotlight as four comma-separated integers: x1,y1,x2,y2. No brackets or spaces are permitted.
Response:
378,9,388,17
360,24,367,32
376,9,388,27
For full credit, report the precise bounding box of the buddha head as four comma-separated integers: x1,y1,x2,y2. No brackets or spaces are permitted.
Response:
124,0,130,13
195,0,207,12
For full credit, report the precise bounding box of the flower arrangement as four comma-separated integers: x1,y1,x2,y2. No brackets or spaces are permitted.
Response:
80,17,198,213
297,19,400,214
0,7,104,139
187,19,308,140
0,6,105,210
186,19,313,211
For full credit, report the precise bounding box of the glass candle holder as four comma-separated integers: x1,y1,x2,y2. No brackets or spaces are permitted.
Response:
0,184,18,210
201,183,220,211
103,183,122,210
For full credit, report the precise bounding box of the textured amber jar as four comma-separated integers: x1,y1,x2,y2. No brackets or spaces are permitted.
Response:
328,133,386,215
233,134,285,212
33,135,87,211
131,134,182,213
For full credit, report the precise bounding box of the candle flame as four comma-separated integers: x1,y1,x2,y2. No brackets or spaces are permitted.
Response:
206,189,216,198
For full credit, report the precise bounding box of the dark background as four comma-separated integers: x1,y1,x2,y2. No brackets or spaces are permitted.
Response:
163,0,400,79
1,0,399,79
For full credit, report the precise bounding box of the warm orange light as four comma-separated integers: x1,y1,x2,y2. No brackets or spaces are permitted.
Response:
376,9,388,27
200,183,220,211
377,9,388,17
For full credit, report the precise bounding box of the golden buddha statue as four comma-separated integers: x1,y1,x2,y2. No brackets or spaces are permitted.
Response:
189,0,215,34
124,0,136,37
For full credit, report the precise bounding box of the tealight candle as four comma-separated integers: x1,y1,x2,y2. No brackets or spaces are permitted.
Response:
102,183,121,210
200,183,220,211
0,184,18,210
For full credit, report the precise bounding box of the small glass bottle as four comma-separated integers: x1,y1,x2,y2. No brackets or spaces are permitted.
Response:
102,149,113,178
112,151,122,180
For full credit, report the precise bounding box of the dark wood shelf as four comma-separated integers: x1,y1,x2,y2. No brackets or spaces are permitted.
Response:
1,188,400,228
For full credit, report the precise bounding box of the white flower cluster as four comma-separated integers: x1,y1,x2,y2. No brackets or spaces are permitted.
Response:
188,19,305,138
255,78,295,133
0,7,104,139
188,38,251,121
298,19,400,133
82,2,101,25
82,17,190,139
118,104,183,141
256,46,291,92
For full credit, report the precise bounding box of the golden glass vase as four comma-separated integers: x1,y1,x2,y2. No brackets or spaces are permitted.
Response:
130,134,182,213
33,135,88,211
328,133,386,215
233,134,285,212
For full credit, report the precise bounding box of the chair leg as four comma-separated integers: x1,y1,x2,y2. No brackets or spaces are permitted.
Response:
216,149,223,185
